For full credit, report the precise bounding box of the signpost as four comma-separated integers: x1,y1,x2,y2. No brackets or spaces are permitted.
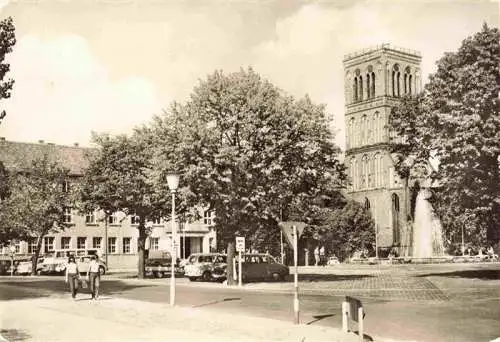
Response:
236,237,245,287
9,245,16,277
278,221,306,325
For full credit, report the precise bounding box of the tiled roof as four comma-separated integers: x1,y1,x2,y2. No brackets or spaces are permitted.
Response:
0,139,96,176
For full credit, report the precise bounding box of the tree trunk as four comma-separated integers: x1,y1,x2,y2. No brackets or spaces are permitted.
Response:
226,240,236,286
137,218,147,279
31,235,43,276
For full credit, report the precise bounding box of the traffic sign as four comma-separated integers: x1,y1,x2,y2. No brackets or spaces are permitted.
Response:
278,221,307,248
236,236,245,252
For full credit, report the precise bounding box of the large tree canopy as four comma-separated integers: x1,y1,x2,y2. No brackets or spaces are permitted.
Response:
0,156,71,274
0,17,16,125
76,132,167,278
151,68,346,283
389,24,500,246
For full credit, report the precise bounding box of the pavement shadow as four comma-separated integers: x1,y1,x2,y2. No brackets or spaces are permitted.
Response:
192,297,241,308
352,331,374,342
0,329,31,341
417,270,500,280
0,280,157,300
287,274,373,282
306,313,335,325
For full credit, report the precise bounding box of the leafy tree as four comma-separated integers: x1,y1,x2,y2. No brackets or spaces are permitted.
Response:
321,200,375,261
0,161,8,200
0,156,70,274
77,132,167,278
151,68,346,284
0,17,16,125
389,24,500,247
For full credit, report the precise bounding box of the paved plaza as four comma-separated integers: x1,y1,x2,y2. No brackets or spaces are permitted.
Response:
1,262,499,342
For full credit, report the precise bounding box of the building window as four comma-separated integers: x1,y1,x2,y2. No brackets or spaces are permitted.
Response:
92,237,102,250
28,240,38,254
108,212,119,225
14,241,20,253
63,207,73,224
371,72,375,97
44,237,54,253
359,75,363,101
123,237,131,254
364,198,371,210
152,217,161,225
108,237,116,254
85,211,96,224
61,237,71,250
131,214,140,225
150,237,159,251
62,180,71,193
204,210,214,226
353,77,358,102
77,237,86,250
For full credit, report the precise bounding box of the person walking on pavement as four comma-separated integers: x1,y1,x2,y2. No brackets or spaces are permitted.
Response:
319,246,326,266
87,255,101,300
314,246,320,266
65,256,80,300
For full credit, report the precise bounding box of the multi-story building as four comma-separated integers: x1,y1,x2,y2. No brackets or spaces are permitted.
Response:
343,44,422,255
0,138,217,269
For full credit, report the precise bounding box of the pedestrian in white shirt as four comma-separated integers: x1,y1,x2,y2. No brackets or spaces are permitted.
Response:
65,256,80,299
86,255,101,300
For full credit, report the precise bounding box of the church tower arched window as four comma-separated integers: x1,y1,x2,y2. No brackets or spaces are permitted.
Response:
371,72,376,98
364,198,371,210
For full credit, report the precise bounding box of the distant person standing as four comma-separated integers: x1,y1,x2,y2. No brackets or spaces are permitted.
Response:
86,255,101,300
319,246,326,266
65,256,80,300
314,246,320,266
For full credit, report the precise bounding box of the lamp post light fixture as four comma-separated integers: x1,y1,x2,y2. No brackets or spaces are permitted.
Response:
166,173,180,307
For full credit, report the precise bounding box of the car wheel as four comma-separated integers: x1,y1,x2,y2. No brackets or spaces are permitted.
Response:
37,270,43,276
99,266,106,275
188,277,198,282
201,271,212,282
272,272,280,281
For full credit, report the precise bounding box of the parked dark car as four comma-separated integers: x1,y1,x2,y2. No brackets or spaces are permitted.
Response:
235,253,289,282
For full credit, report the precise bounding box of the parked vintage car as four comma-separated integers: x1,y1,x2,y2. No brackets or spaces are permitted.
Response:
184,253,227,282
39,249,103,275
15,258,45,275
145,250,183,278
326,256,340,266
236,253,289,282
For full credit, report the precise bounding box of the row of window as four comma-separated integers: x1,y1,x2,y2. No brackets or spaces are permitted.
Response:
63,209,215,226
353,72,376,102
33,236,160,254
348,64,417,104
346,111,386,148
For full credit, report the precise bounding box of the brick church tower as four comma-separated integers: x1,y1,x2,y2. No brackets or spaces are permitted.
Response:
343,44,422,256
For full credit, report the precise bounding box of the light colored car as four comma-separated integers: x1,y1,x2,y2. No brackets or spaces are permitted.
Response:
184,253,227,282
326,256,340,265
40,249,102,275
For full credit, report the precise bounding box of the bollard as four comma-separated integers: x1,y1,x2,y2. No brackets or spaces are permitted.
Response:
358,307,364,342
342,301,349,333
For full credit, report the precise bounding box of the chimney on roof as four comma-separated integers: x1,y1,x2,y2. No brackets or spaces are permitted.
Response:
38,140,44,144
74,142,79,147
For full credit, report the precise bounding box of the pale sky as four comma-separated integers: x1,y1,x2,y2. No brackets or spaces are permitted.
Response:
0,0,498,149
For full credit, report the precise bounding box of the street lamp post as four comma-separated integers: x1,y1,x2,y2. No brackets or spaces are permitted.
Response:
166,173,180,307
